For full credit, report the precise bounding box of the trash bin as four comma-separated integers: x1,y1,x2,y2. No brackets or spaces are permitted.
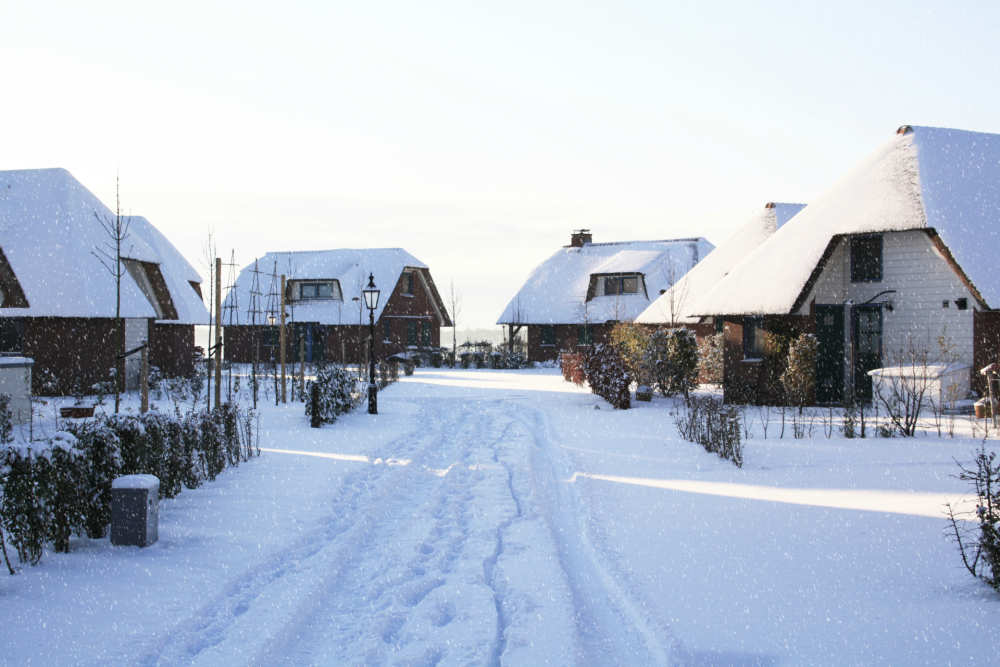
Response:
111,475,160,547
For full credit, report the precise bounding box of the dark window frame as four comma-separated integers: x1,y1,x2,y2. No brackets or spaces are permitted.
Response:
406,321,418,346
850,234,883,283
576,324,593,346
421,321,432,346
540,325,556,346
742,316,766,359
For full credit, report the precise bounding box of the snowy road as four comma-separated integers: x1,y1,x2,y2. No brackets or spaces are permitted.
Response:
137,385,670,665
3,369,998,665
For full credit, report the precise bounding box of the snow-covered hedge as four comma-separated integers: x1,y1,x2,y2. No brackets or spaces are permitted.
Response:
674,396,743,467
0,405,259,571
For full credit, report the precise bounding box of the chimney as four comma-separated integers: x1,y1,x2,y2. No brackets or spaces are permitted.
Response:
570,229,592,248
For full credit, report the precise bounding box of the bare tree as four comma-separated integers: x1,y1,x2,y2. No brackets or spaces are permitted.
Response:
448,279,461,366
93,176,131,414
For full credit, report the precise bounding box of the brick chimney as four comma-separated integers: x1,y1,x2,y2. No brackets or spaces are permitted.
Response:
570,229,592,247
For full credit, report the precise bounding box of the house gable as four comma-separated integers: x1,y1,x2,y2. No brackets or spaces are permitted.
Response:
0,248,28,308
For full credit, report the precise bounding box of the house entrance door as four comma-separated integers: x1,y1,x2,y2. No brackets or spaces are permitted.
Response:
852,305,883,403
815,305,845,404
124,318,149,391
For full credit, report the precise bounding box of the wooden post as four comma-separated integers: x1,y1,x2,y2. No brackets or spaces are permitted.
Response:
280,274,287,404
140,345,149,413
215,257,222,410
299,336,305,400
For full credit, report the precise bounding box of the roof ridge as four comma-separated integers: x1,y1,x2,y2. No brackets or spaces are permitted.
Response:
575,237,704,248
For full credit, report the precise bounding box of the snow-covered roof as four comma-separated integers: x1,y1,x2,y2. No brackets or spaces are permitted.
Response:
636,202,805,324
496,237,714,325
696,125,1000,316
125,217,210,325
0,168,208,323
223,248,432,326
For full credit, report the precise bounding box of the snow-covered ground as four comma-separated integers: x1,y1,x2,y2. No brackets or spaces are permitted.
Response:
2,368,997,665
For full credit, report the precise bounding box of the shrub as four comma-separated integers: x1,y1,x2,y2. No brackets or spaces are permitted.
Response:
40,435,86,553
698,332,725,386
947,443,1000,591
645,328,700,399
781,333,818,411
305,364,359,425
2,446,47,564
63,420,121,538
583,344,631,409
674,396,743,467
0,405,259,567
0,394,13,444
560,352,586,386
610,323,651,383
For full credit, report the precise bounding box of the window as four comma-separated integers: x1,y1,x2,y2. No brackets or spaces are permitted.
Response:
603,275,640,296
383,319,392,342
540,325,556,346
742,316,766,359
421,321,431,346
850,235,882,283
577,324,593,346
956,298,968,310
298,281,341,300
406,321,418,346
403,272,415,295
714,317,724,334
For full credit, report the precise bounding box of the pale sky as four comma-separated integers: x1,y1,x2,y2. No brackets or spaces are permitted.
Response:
2,1,997,329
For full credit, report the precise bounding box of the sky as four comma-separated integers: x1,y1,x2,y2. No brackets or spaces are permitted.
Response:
2,1,998,329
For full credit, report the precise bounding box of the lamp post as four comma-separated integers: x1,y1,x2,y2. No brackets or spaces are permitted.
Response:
362,274,381,415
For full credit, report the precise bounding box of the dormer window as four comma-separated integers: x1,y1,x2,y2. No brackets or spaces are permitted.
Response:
295,281,342,301
603,274,640,296
403,271,416,295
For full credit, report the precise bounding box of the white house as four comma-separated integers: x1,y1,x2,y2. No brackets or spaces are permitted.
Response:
693,126,1000,404
497,230,713,361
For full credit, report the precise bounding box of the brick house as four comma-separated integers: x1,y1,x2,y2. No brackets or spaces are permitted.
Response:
0,169,210,394
497,231,713,362
222,248,451,365
693,126,1000,404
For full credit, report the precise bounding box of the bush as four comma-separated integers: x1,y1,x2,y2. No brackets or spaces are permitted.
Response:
781,333,818,411
645,328,699,399
583,344,631,409
63,420,121,539
560,352,586,386
2,445,48,564
674,396,743,467
698,332,725,386
610,323,651,383
947,443,1000,591
305,364,359,425
0,405,259,567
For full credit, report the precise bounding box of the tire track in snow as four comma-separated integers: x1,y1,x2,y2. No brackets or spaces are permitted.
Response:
132,400,478,666
518,404,679,664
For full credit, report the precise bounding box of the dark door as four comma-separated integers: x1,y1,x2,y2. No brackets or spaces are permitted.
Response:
815,305,845,403
852,305,883,402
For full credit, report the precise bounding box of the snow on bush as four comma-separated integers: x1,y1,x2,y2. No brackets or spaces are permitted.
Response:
947,443,1000,591
697,332,725,386
0,405,259,570
305,364,360,425
583,344,631,410
673,396,743,467
645,328,699,400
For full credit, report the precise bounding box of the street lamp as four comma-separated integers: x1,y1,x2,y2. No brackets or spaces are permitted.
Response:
362,273,380,414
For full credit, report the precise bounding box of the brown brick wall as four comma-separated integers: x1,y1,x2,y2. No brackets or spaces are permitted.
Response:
974,310,1000,396
150,324,195,378
722,315,813,405
17,317,118,395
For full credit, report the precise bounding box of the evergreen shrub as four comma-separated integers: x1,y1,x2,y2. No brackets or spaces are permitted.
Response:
583,344,631,409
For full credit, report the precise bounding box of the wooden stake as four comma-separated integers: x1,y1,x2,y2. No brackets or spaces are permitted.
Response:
280,274,287,404
215,257,222,410
140,345,149,413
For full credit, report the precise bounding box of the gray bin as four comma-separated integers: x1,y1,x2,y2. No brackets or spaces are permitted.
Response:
111,475,160,547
